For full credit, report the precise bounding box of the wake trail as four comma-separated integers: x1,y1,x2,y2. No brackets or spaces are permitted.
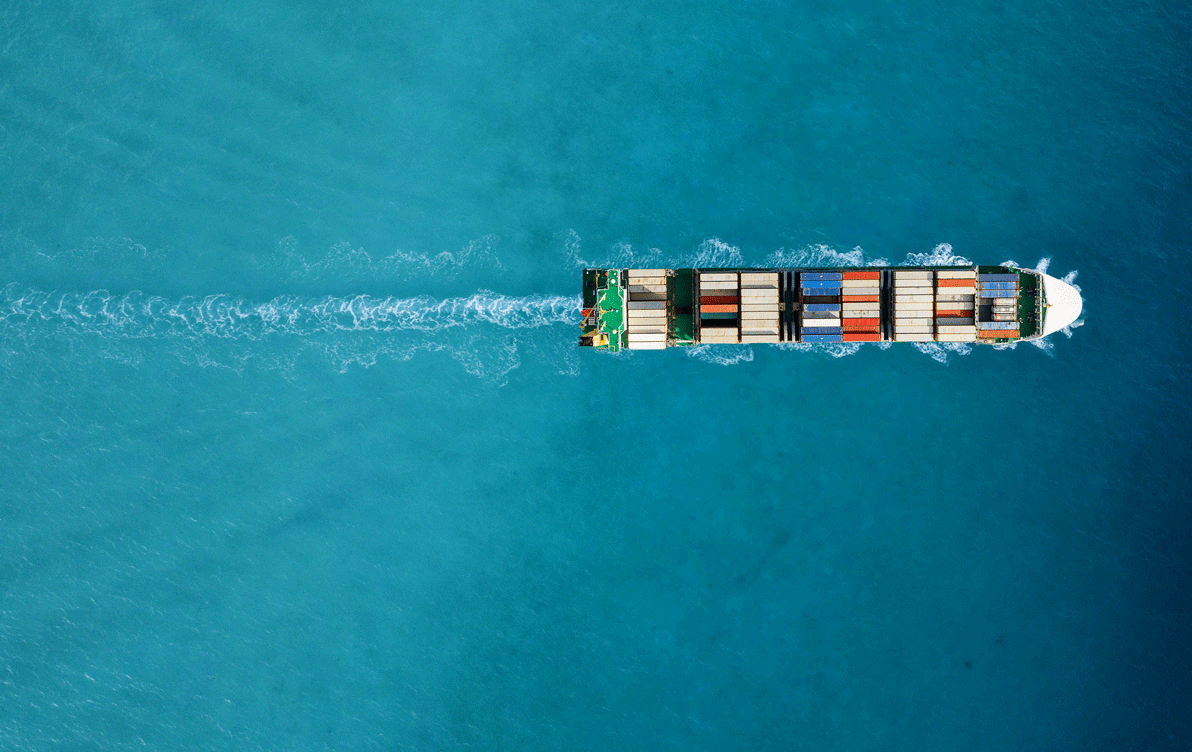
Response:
0,285,581,340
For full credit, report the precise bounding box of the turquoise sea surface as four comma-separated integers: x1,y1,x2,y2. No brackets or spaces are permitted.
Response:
2,1,1190,749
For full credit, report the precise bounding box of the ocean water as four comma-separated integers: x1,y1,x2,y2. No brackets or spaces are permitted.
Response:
1,1,1189,749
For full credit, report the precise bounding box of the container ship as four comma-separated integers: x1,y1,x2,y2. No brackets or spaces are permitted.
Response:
579,266,1082,351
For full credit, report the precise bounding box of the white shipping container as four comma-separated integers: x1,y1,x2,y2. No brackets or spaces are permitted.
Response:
936,286,976,294
893,280,933,288
935,301,974,311
935,294,975,302
627,300,666,310
842,304,881,312
626,332,667,342
699,273,737,282
699,334,739,343
894,325,934,334
699,281,738,290
841,279,878,288
937,332,977,342
894,332,935,341
627,284,667,294
629,269,668,277
936,269,977,279
893,271,932,280
937,324,977,333
895,295,935,303
741,325,780,334
627,275,667,284
803,312,841,319
626,340,667,349
740,272,778,284
740,333,780,343
739,293,779,303
840,287,880,296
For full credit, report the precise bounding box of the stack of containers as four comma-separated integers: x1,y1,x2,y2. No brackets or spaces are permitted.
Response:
698,272,739,344
977,321,1020,339
841,270,881,341
739,272,780,343
977,273,1020,339
625,269,669,349
935,269,977,342
892,270,935,341
800,272,843,342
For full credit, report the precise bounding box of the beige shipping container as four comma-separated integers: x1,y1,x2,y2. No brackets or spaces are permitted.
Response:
699,273,737,282
842,279,878,288
894,332,935,341
935,293,975,302
935,301,974,311
627,332,666,342
937,332,977,342
894,270,932,280
894,325,934,334
936,269,977,279
937,324,977,333
740,272,778,286
699,281,738,290
740,333,780,343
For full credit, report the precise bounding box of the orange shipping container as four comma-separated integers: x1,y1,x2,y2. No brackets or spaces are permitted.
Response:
842,271,880,280
937,279,977,288
842,332,881,341
936,310,971,317
700,304,738,313
842,294,880,302
978,329,1019,338
841,318,880,326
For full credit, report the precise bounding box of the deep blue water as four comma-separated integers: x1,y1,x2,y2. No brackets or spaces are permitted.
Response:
2,1,1190,749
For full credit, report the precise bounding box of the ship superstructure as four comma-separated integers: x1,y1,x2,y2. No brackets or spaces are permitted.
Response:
579,266,1082,351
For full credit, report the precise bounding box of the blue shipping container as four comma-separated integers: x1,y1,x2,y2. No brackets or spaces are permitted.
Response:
801,272,844,281
804,303,842,312
802,334,844,343
977,290,1016,298
977,281,1017,290
801,280,843,288
977,321,1018,330
801,326,844,335
977,274,1019,282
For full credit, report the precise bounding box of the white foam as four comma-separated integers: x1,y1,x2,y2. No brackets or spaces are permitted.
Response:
686,345,755,365
903,243,972,267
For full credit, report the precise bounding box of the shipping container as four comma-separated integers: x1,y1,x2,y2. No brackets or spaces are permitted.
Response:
937,332,978,342
699,295,737,305
842,295,881,302
801,280,844,289
627,300,666,310
626,332,667,342
801,272,843,281
700,304,738,313
804,303,842,312
740,333,781,343
842,331,882,341
894,325,934,334
977,322,1019,330
976,290,1017,298
893,270,932,280
895,295,935,303
978,329,1020,338
937,279,977,288
893,332,935,341
699,280,739,290
841,318,880,326
699,272,737,282
977,273,1019,282
841,278,878,287
842,271,881,280
935,294,975,302
801,326,844,335
801,334,845,342
630,269,668,277
937,323,977,332
837,286,880,296
936,270,977,279
977,281,1017,290
699,311,737,320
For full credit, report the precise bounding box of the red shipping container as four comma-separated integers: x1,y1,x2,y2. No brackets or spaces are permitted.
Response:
936,310,972,317
843,326,880,333
699,295,737,305
937,279,977,287
978,329,1019,338
841,294,880,302
700,304,738,313
842,271,880,280
841,317,880,326
842,332,882,341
